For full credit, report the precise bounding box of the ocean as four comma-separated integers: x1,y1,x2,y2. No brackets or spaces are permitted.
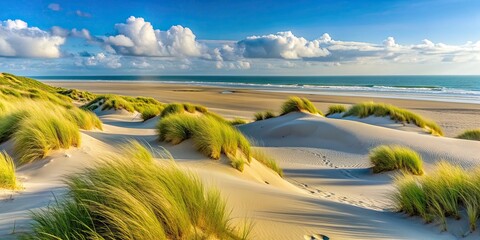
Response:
35,75,480,104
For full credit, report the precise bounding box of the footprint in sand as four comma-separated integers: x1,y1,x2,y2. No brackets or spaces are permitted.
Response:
304,233,330,240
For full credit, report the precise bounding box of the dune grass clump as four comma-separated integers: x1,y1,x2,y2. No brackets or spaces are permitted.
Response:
369,145,424,175
393,161,480,232
157,114,199,144
251,148,283,177
343,102,443,136
254,111,276,121
229,118,248,125
230,155,246,172
457,129,480,141
13,111,81,164
160,102,209,118
26,142,248,239
0,101,102,164
0,151,19,190
57,89,96,102
326,104,347,116
83,95,164,121
280,96,323,116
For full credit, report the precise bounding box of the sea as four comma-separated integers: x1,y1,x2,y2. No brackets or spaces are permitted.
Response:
35,75,480,104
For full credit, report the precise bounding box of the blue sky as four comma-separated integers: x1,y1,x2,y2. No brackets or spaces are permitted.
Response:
0,0,479,75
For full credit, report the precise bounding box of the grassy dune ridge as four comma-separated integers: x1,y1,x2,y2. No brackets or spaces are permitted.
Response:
157,112,283,176
393,162,480,232
83,94,165,121
0,100,102,164
26,142,251,239
280,96,323,116
343,102,443,136
369,145,424,175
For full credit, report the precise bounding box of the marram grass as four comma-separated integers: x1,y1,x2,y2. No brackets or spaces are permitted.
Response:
157,113,283,176
343,102,443,136
160,102,209,118
0,100,102,164
251,148,284,177
0,151,20,190
392,161,480,232
280,96,323,116
457,129,480,141
326,104,347,116
25,142,250,239
254,111,276,121
369,145,424,175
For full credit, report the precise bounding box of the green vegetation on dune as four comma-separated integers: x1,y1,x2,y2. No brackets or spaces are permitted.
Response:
280,96,323,116
157,112,283,176
343,102,443,136
393,162,480,232
83,94,164,121
326,104,347,116
0,151,19,190
254,110,276,121
0,101,102,164
251,148,283,177
457,129,480,141
160,102,208,118
26,142,250,240
369,145,423,175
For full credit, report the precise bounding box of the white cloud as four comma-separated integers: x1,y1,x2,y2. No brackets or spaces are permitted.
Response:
48,3,61,11
237,31,330,59
78,53,121,69
0,19,65,58
103,16,203,57
75,10,92,18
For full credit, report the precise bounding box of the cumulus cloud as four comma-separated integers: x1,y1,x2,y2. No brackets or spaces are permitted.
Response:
103,16,203,57
0,19,65,58
48,3,61,11
237,31,330,59
78,52,121,68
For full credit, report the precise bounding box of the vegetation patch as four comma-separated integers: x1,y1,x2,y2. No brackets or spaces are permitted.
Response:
160,102,208,118
457,129,480,141
369,145,424,175
157,113,283,176
83,94,164,121
343,102,443,136
326,104,347,116
280,96,323,116
229,118,248,125
0,151,20,190
251,148,283,177
393,161,480,232
0,101,102,164
254,111,276,121
26,142,250,239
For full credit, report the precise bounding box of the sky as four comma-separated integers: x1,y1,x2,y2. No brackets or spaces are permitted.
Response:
0,0,479,75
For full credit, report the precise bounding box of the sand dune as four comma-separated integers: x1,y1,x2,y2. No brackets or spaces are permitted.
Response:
2,106,479,239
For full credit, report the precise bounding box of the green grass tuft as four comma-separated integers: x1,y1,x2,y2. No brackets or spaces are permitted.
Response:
254,111,276,121
280,96,322,116
13,110,81,164
326,104,347,116
343,102,443,136
26,142,249,239
369,145,423,175
392,161,480,232
0,151,20,190
229,118,248,125
251,148,283,177
457,129,480,141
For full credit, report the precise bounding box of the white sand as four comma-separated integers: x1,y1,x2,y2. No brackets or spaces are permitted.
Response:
1,109,480,239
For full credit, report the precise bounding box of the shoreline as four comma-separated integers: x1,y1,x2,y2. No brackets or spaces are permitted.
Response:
48,81,480,137
42,79,480,104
